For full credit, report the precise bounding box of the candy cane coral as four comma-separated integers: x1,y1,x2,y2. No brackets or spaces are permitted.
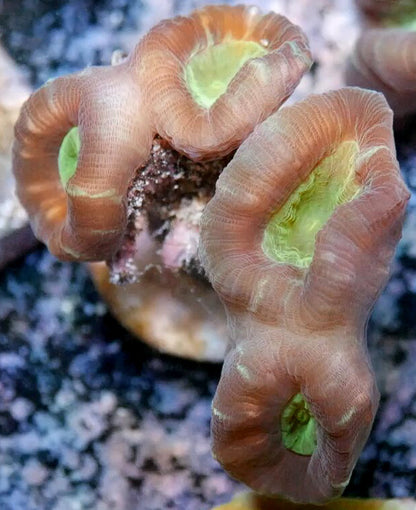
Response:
12,4,311,262
199,88,409,503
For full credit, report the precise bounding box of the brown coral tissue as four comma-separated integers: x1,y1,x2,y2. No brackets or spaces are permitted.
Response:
199,88,409,504
345,29,416,118
12,4,311,262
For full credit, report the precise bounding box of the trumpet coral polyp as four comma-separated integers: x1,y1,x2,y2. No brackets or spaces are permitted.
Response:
135,4,312,160
346,29,416,118
199,87,409,503
349,1,416,119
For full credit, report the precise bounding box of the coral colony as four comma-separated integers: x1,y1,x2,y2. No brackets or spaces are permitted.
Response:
13,3,410,505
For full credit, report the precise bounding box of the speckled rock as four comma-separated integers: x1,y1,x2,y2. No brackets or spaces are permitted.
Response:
0,250,241,509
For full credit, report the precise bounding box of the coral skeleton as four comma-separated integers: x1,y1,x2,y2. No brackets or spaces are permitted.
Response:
199,88,409,503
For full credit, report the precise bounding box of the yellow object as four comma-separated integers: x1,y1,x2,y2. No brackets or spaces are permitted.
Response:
212,493,416,510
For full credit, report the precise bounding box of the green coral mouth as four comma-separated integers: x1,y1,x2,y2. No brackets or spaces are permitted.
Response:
58,126,80,187
262,140,361,268
281,393,317,456
184,40,267,109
